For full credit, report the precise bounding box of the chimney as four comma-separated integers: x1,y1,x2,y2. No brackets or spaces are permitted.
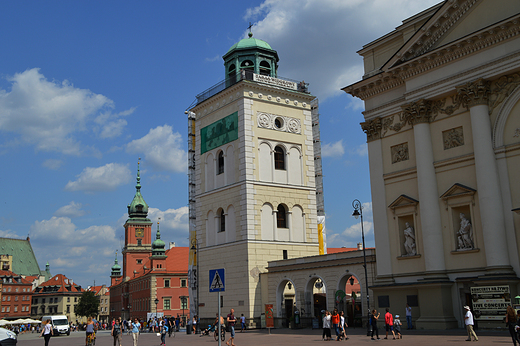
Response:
169,242,176,249
357,243,363,250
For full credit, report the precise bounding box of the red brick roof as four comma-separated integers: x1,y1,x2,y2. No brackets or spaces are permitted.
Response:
0,269,33,284
35,273,83,293
164,247,189,273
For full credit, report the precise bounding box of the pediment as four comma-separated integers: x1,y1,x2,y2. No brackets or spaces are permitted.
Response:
384,0,520,70
440,183,476,200
388,194,419,210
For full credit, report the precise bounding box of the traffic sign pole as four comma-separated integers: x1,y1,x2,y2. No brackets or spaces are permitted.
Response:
218,290,221,346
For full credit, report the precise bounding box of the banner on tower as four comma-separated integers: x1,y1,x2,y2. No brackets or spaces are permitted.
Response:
200,112,238,154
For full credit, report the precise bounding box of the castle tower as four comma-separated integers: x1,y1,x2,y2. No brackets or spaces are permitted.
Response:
110,251,122,286
122,160,153,280
188,32,322,324
150,221,167,272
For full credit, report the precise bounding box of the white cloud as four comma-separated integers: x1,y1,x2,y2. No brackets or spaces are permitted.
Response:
126,125,187,173
30,216,118,272
321,140,344,157
0,230,23,239
0,68,131,154
351,143,368,157
244,0,440,100
42,159,63,170
65,163,132,192
54,201,86,218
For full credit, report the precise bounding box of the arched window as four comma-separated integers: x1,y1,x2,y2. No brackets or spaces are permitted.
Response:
217,151,224,175
277,204,287,228
260,61,271,76
241,60,254,80
219,209,226,232
274,146,285,170
228,64,236,85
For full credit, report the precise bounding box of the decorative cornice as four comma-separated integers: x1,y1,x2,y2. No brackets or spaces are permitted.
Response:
346,14,520,100
455,78,491,108
398,0,479,63
360,118,382,142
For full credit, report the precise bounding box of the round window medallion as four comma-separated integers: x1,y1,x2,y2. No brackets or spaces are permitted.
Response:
274,117,284,129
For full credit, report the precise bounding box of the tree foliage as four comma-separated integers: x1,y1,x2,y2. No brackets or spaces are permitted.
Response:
75,291,99,318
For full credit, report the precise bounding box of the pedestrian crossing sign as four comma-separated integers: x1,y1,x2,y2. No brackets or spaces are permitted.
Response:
209,268,225,292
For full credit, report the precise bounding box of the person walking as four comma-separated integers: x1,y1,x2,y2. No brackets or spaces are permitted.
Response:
131,317,141,346
331,308,340,341
322,310,331,341
464,306,478,342
240,314,246,332
111,318,122,346
506,306,519,345
40,319,53,346
226,308,237,346
394,314,402,339
160,318,168,346
339,311,348,340
405,303,412,329
370,309,381,340
384,308,396,339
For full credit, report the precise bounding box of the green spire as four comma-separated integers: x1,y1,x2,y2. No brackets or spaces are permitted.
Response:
111,251,121,276
152,221,166,257
127,159,149,219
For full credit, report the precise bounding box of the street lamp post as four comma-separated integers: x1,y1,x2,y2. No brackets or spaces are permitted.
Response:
154,298,159,318
352,199,371,337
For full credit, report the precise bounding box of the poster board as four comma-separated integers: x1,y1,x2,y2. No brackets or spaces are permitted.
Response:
471,285,510,320
265,304,274,328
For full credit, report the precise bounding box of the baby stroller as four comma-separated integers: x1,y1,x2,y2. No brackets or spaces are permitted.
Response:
200,324,216,336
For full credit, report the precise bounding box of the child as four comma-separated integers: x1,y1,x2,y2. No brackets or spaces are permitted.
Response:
240,314,246,332
394,314,402,339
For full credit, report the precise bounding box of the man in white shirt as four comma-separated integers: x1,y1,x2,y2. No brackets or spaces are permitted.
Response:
464,306,478,342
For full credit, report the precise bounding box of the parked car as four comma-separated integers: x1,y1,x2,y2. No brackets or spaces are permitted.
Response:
0,327,17,345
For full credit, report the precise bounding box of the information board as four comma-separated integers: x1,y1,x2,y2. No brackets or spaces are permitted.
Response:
200,112,238,154
471,285,510,320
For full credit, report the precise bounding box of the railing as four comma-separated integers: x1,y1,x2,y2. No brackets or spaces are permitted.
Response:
187,72,309,109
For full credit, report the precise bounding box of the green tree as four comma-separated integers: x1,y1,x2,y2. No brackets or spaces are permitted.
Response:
75,291,99,318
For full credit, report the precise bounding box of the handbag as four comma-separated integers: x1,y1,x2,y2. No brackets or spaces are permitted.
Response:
156,333,161,337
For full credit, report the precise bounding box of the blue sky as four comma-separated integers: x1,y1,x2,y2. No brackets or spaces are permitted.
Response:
0,0,440,287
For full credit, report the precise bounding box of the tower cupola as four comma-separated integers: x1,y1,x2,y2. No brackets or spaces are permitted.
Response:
223,32,279,86
111,251,122,277
152,221,166,257
127,160,149,219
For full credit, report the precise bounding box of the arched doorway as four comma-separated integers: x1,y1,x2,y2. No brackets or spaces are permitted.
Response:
337,274,362,327
305,276,327,327
276,279,296,328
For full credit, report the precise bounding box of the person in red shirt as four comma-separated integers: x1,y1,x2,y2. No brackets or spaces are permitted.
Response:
331,309,340,341
384,308,396,339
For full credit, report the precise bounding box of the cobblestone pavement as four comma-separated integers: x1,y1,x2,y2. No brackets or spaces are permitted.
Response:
16,327,513,346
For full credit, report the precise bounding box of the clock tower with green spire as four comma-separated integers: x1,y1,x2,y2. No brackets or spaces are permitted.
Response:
122,160,153,281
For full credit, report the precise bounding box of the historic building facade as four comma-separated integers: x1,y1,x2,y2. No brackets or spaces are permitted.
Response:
31,273,84,322
0,270,33,319
187,32,326,326
345,0,520,328
109,163,189,323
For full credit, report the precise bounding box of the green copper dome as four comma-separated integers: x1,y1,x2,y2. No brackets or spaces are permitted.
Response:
226,34,274,53
128,161,149,219
111,252,121,276
152,222,166,257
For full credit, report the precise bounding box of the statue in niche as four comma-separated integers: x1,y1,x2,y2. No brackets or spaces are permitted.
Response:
403,222,416,256
457,213,474,250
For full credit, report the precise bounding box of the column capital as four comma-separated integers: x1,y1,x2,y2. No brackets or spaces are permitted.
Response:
456,78,491,108
401,99,433,126
360,118,382,142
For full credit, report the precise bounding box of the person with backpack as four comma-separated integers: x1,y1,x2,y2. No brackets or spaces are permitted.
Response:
111,318,122,346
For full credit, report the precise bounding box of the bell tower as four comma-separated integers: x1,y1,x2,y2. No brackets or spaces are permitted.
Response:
188,31,323,324
122,160,153,280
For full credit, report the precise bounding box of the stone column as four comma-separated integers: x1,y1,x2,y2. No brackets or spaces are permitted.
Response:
456,79,510,271
402,99,446,274
361,119,393,282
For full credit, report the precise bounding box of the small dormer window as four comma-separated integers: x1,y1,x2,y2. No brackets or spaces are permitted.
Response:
137,205,143,212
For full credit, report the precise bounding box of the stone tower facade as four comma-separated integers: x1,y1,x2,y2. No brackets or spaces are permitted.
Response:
188,33,323,324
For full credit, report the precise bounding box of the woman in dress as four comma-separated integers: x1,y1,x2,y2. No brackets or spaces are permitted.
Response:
40,319,53,346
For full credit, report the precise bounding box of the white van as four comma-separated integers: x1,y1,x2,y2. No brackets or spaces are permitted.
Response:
41,315,70,336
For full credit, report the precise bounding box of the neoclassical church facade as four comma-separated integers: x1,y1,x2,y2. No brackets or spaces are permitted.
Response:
345,0,520,328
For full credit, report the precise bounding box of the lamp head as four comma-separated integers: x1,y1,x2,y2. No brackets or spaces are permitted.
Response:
352,209,360,219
